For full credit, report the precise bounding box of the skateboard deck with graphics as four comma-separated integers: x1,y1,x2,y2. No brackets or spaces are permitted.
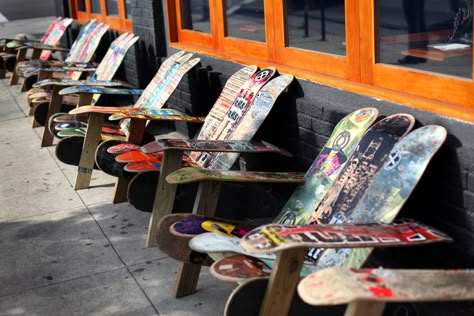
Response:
239,220,452,254
106,143,141,154
116,151,193,163
298,267,474,306
190,68,276,165
170,215,253,238
210,254,272,282
59,86,144,95
141,139,292,156
166,167,305,184
33,79,126,88
203,74,294,170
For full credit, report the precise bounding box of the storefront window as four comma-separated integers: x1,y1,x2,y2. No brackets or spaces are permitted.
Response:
125,0,132,18
225,0,265,42
376,0,472,79
180,0,211,33
286,0,346,56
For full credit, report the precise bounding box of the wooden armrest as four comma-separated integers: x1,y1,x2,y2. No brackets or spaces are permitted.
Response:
33,79,127,88
108,109,206,123
239,220,452,255
60,86,143,96
141,139,292,157
298,267,474,306
166,167,305,184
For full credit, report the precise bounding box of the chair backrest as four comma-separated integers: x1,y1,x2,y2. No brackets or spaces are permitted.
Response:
39,17,73,60
39,17,63,44
90,33,139,104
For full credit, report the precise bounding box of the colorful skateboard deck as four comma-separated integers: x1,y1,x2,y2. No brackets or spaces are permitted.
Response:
141,139,292,155
190,68,276,165
297,267,474,305
33,79,126,88
59,86,144,95
203,74,294,170
239,220,452,254
107,143,141,154
166,168,305,184
210,254,272,282
170,215,252,238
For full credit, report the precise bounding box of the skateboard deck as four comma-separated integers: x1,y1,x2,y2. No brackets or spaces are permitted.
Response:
116,150,192,163
141,139,292,155
166,168,305,184
190,68,276,165
203,74,294,170
298,267,474,305
239,220,452,254
33,79,126,88
59,86,144,95
170,215,253,238
210,254,272,282
106,143,141,154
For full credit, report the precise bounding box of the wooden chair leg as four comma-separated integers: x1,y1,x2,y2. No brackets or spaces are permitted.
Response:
172,181,223,297
40,86,63,147
146,150,183,247
259,248,307,316
344,301,386,316
9,48,26,86
112,118,147,202
74,112,105,190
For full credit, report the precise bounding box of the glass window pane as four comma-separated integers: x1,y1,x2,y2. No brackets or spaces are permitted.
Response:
91,0,101,14
77,0,86,11
180,0,211,33
286,0,346,56
125,0,132,18
225,0,265,42
106,0,119,17
377,0,472,79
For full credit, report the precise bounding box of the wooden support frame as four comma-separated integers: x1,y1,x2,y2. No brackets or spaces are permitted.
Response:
41,86,65,147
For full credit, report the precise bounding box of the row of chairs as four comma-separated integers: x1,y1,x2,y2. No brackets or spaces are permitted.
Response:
15,18,473,315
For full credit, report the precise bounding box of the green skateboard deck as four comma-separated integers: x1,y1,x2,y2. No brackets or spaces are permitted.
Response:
166,167,305,184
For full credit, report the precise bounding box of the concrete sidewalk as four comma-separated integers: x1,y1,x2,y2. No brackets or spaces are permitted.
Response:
0,19,234,316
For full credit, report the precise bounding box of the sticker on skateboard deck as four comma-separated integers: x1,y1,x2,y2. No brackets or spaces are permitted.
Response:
191,68,277,166
239,220,452,254
166,167,305,184
297,267,474,306
141,139,292,155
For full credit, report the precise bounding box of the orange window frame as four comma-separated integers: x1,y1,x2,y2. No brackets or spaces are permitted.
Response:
166,0,474,122
70,0,132,32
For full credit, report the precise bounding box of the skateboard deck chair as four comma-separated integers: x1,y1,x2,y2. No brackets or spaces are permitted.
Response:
60,51,201,193
155,108,383,298
32,32,139,147
5,17,73,86
20,20,108,94
297,267,474,316
0,17,63,79
184,123,448,315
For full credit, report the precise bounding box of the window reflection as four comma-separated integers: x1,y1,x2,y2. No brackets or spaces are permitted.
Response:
286,0,346,56
125,0,132,18
106,0,119,17
225,0,265,42
91,0,101,14
180,0,211,33
77,0,86,11
377,0,472,79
